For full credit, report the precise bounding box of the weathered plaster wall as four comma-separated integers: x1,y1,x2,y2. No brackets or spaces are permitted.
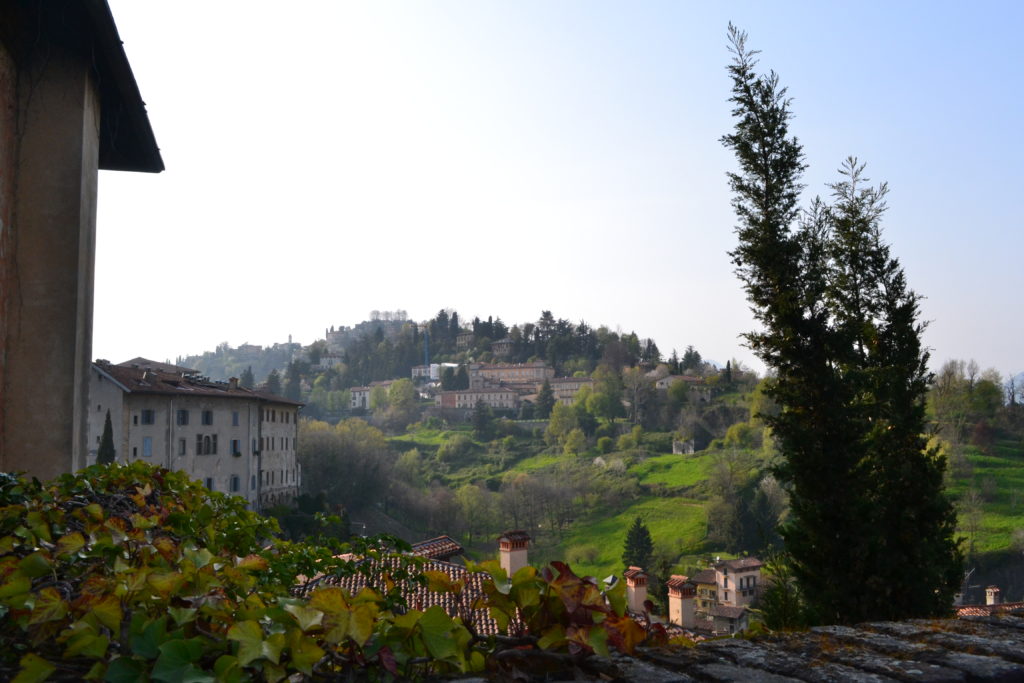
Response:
0,40,17,460
2,45,100,479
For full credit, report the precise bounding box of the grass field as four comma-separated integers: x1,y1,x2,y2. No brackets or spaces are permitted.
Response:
537,496,708,580
947,439,1024,553
629,453,714,489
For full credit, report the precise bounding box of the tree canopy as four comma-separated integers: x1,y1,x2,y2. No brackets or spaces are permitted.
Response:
722,24,961,623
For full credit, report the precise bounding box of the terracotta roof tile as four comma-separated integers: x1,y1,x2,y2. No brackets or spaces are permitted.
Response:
411,535,464,561
691,569,717,584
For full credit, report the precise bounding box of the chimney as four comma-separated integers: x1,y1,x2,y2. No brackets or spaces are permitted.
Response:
498,530,530,577
624,566,648,614
666,574,691,627
229,377,239,390
986,585,1002,606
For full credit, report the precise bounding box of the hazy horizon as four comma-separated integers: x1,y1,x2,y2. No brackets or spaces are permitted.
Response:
96,1,1024,380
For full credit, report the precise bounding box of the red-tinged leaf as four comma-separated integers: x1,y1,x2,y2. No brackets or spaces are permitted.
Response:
28,587,67,625
605,613,647,654
12,653,55,683
377,645,398,676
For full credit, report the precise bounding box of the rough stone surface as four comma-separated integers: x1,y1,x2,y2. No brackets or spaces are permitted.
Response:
630,616,1024,682
445,616,1024,681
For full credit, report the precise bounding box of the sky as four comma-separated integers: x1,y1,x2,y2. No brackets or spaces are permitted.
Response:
96,1,1024,379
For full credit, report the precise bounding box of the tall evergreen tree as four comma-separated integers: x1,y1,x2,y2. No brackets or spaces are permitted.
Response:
722,25,961,623
622,516,654,570
240,366,255,389
284,362,302,402
535,379,556,419
97,409,116,464
266,369,282,396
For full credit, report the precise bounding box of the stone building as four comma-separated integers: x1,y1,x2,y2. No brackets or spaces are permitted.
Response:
88,359,301,509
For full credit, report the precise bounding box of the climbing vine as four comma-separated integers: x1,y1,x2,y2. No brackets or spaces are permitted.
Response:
0,462,663,681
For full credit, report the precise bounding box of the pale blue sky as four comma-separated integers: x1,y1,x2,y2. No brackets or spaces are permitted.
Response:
96,2,1023,379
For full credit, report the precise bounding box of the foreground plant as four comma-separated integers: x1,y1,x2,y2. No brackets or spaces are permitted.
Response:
0,462,665,681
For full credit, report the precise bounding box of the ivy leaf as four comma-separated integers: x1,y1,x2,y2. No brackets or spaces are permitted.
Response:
604,579,627,617
287,631,325,675
64,631,110,659
167,607,197,627
227,620,264,667
423,570,456,593
129,617,168,660
283,603,323,632
92,595,123,633
183,547,213,570
235,554,267,571
56,531,86,557
104,656,147,683
536,623,566,650
228,620,282,667
28,587,67,625
12,653,56,683
151,638,212,683
147,571,185,598
19,551,52,578
212,655,246,683
418,606,457,661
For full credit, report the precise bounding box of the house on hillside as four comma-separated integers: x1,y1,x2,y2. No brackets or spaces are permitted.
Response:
666,557,763,634
88,359,301,509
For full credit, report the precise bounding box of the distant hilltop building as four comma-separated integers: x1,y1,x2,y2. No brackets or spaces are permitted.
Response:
88,359,302,509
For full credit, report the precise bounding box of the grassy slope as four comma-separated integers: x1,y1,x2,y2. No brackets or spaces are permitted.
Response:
947,438,1024,553
392,425,1024,577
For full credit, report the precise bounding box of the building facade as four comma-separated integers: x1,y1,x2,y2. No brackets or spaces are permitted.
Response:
87,360,301,509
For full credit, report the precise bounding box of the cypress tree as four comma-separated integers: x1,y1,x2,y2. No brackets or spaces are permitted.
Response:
722,25,960,623
240,366,255,389
97,409,116,464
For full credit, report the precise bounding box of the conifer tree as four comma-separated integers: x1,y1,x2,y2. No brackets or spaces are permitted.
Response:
240,366,255,389
722,25,960,623
535,379,556,419
97,409,116,464
266,369,282,396
622,516,653,570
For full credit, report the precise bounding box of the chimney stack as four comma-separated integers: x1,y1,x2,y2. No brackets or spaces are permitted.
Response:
229,377,239,390
498,531,530,577
666,574,693,627
624,566,648,614
986,585,1002,606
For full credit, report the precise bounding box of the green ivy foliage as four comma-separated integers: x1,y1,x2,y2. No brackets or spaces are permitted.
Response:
0,463,664,681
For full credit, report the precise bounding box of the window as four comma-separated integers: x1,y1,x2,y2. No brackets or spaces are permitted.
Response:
133,415,138,425
196,434,203,455
251,475,256,490
204,477,214,490
230,475,240,492
176,409,189,426
178,438,186,456
212,434,218,455
202,410,213,426
252,438,257,454
203,435,211,455
230,439,240,455
132,446,137,457
232,411,239,427
142,437,153,458
141,409,155,425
